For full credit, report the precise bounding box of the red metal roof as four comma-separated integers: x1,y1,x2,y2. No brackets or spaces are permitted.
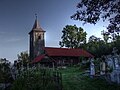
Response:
32,47,94,63
44,47,94,57
31,54,45,63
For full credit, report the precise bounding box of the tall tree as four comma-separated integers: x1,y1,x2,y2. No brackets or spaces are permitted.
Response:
114,36,120,52
88,35,101,42
17,51,29,67
86,35,113,57
59,25,87,48
101,30,111,44
0,58,12,83
71,0,120,35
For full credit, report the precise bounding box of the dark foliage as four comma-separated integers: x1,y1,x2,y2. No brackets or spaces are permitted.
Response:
71,0,120,35
59,25,87,48
0,58,13,83
11,69,62,90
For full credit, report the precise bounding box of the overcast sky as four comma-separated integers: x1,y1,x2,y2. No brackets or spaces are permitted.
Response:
0,0,108,62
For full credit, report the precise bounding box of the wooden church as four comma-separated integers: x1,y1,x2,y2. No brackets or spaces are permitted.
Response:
29,16,94,67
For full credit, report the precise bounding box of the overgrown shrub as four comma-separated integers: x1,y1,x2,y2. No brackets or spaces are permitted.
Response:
11,69,62,90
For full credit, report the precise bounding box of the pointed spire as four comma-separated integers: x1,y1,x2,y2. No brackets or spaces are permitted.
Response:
35,13,37,20
32,14,41,29
29,14,45,34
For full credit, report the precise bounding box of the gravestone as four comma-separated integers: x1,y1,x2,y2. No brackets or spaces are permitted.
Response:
100,61,106,75
103,55,113,82
99,56,106,76
106,55,114,70
90,58,95,78
109,47,120,84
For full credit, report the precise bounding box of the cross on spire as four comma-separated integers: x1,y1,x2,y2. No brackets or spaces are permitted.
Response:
32,13,40,29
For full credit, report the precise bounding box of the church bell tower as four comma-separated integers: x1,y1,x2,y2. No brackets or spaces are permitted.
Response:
29,15,45,61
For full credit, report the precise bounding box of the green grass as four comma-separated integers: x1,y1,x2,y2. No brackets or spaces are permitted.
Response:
11,67,120,90
11,69,61,90
60,67,120,90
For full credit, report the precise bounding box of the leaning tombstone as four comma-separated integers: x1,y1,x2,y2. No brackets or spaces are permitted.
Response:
110,47,120,84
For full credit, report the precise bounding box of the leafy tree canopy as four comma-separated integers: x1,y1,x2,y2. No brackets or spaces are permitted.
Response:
17,51,29,61
88,35,101,43
59,25,87,48
0,58,12,83
17,51,29,67
71,0,120,34
87,35,111,57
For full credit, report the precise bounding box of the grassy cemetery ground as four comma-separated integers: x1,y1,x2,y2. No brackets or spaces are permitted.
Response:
11,67,120,90
11,68,62,90
60,67,120,90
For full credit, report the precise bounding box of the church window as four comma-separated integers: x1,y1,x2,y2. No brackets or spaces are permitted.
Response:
38,35,41,39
